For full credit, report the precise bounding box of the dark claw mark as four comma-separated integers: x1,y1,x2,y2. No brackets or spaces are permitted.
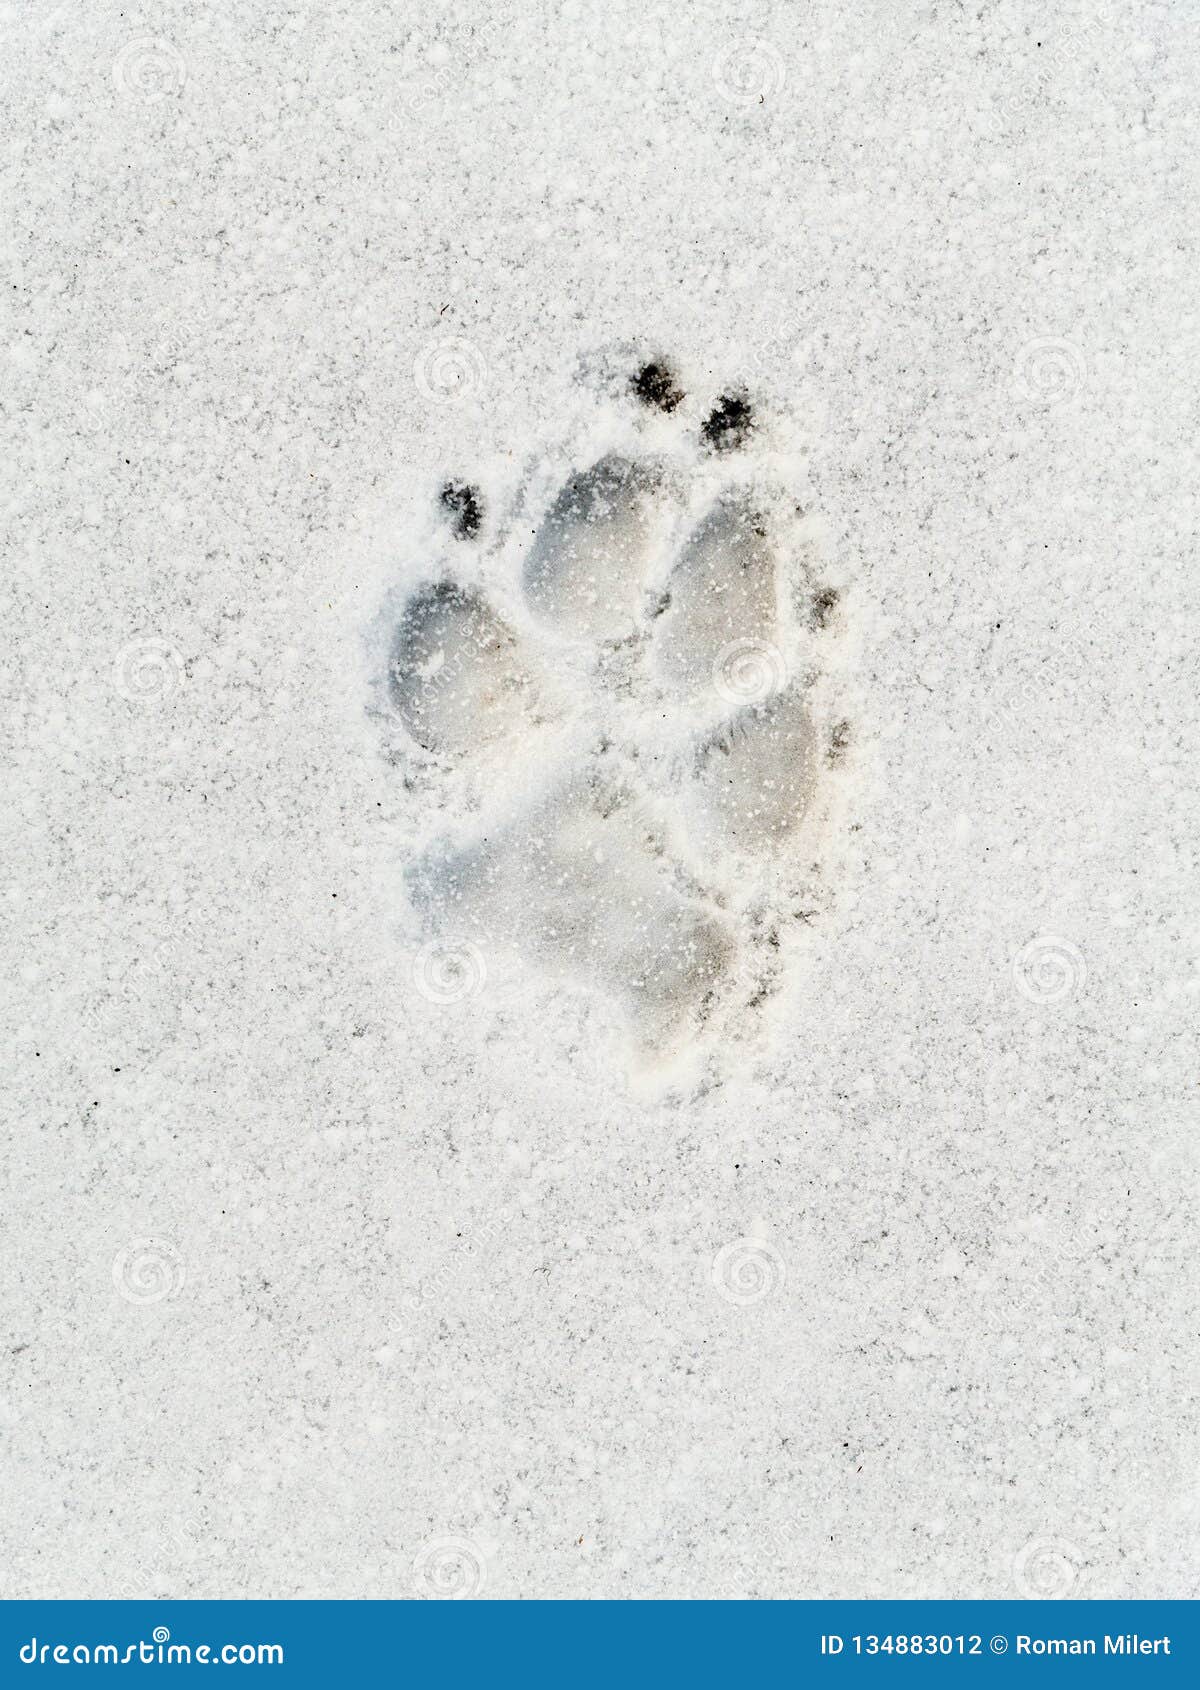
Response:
440,481,483,539
811,586,839,629
631,361,684,413
701,394,754,453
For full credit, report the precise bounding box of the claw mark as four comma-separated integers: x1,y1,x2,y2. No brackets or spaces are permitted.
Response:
810,586,839,630
701,393,755,453
440,481,483,540
631,360,685,414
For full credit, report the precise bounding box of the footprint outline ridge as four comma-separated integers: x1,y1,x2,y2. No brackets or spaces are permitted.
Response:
374,359,854,1065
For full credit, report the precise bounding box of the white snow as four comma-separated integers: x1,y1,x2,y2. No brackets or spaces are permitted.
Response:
1,0,1196,1602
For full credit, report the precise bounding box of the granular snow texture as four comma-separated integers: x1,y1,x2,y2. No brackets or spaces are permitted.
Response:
1,0,1197,1600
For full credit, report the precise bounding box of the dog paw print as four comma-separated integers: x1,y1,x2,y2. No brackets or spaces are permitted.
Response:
372,358,854,1066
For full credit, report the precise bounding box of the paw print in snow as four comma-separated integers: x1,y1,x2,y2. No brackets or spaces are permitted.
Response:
372,358,854,1066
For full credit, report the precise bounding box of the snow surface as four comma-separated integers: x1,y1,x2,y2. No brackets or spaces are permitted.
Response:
2,0,1197,1600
